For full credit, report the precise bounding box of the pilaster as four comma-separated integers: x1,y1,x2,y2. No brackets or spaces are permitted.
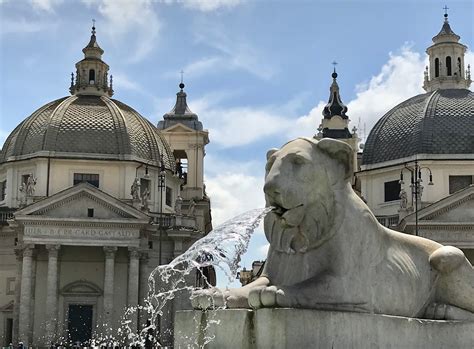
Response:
12,248,23,344
127,247,140,334
139,251,149,330
45,244,61,344
103,246,117,334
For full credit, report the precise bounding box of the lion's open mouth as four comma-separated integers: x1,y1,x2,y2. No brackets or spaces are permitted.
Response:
271,203,303,217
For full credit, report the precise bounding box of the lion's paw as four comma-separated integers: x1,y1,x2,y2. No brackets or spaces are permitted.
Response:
190,288,226,310
248,285,285,309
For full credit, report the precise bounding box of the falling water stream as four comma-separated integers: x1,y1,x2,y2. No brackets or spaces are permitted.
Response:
118,207,271,347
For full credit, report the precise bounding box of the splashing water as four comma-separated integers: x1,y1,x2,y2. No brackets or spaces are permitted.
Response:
123,207,271,346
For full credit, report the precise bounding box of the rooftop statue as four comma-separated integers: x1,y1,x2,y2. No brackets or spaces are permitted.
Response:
193,138,474,320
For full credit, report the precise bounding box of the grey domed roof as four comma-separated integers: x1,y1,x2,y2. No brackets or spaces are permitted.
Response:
0,95,175,170
362,89,474,165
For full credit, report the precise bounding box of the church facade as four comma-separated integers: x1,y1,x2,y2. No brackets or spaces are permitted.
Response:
358,13,474,263
0,26,212,346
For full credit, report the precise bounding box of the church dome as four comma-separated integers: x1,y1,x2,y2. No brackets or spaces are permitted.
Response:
0,94,175,169
0,24,175,170
362,88,474,165
362,14,473,167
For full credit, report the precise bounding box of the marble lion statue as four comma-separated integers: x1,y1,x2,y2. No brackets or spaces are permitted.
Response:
192,137,474,320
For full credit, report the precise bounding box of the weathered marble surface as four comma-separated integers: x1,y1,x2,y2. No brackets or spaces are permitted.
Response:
175,309,474,349
193,138,474,320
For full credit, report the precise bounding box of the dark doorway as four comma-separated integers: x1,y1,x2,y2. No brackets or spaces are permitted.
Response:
68,304,93,344
5,318,13,345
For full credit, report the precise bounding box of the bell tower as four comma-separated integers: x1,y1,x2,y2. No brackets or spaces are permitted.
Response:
157,82,209,201
69,22,114,97
314,67,359,175
423,11,471,92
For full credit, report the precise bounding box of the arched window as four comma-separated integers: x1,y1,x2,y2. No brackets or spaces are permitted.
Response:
435,58,440,77
89,69,95,84
457,57,462,76
446,56,452,76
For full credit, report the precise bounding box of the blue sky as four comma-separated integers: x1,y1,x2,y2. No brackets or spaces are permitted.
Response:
1,0,473,286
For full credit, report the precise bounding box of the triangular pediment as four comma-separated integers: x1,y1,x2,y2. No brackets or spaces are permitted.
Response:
404,185,474,224
162,123,197,133
14,182,149,222
0,301,13,312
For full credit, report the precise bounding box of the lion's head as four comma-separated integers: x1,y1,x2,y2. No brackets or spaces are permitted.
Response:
263,137,353,254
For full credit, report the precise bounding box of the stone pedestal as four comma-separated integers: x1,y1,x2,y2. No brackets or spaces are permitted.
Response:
175,309,474,349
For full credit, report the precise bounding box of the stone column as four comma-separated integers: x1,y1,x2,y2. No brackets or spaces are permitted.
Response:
18,245,34,345
127,248,140,334
45,244,60,344
103,246,117,334
12,248,23,345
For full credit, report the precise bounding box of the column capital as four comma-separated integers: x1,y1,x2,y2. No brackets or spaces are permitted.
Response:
103,246,118,258
46,244,61,257
22,244,35,258
128,247,140,259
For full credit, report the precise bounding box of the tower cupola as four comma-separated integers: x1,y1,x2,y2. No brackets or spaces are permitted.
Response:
318,67,352,139
423,11,471,92
322,68,349,120
69,22,114,97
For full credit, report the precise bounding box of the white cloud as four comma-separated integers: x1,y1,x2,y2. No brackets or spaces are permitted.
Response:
30,0,63,12
193,26,276,80
112,72,142,92
347,44,427,139
189,92,305,148
258,243,269,258
164,56,223,80
205,155,265,226
82,0,161,63
192,44,459,149
182,0,242,12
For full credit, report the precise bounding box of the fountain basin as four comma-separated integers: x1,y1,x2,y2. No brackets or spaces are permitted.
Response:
175,308,474,348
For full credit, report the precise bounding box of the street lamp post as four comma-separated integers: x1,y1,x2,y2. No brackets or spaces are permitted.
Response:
156,155,166,342
400,159,434,236
158,155,166,266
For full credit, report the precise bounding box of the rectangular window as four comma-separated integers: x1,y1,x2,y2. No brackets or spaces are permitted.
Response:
6,277,15,295
165,186,172,207
73,173,99,188
449,175,473,194
384,180,401,202
0,180,6,201
87,208,94,217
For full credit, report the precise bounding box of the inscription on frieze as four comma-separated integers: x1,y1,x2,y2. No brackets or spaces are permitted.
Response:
24,226,138,239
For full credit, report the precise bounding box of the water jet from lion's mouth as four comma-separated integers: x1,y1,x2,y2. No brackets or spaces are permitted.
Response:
125,207,273,346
